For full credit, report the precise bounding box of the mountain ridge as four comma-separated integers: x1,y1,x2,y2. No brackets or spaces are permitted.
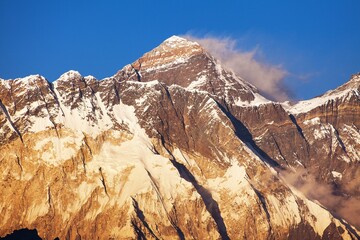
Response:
0,36,359,239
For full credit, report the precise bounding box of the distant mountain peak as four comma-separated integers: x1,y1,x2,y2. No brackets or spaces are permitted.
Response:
343,72,360,88
288,73,360,114
164,35,187,42
161,35,200,48
58,70,82,81
126,35,204,74
113,35,266,104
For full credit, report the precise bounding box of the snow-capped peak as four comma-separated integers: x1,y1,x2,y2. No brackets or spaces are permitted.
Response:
19,74,44,81
288,74,360,114
161,35,200,49
123,35,204,76
164,35,187,43
336,72,360,91
0,75,48,90
58,70,82,81
154,35,203,55
13,74,47,87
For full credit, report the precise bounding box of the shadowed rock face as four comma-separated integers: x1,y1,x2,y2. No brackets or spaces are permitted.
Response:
0,228,43,240
0,36,359,239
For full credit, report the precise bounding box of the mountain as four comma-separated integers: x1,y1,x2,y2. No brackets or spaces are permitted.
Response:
0,36,359,240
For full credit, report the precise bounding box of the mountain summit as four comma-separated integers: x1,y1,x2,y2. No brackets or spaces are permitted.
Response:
136,35,205,71
0,36,359,239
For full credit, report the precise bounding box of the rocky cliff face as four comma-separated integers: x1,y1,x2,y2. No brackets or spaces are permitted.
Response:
0,36,359,240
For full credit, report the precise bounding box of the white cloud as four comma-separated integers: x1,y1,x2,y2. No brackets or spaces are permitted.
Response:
281,169,360,228
183,35,290,101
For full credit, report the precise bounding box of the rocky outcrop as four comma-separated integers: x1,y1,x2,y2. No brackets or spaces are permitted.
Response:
0,36,359,239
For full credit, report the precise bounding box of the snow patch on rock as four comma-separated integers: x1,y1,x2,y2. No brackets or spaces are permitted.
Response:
331,171,343,179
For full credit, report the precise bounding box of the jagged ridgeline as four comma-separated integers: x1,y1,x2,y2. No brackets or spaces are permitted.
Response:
0,36,359,239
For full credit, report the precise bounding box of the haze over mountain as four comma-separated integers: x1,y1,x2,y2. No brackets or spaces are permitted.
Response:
0,36,359,239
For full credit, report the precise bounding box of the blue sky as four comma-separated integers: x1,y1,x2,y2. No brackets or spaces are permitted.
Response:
1,0,359,100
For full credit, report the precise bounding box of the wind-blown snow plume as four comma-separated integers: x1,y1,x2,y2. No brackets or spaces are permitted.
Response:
184,35,290,101
281,169,360,229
